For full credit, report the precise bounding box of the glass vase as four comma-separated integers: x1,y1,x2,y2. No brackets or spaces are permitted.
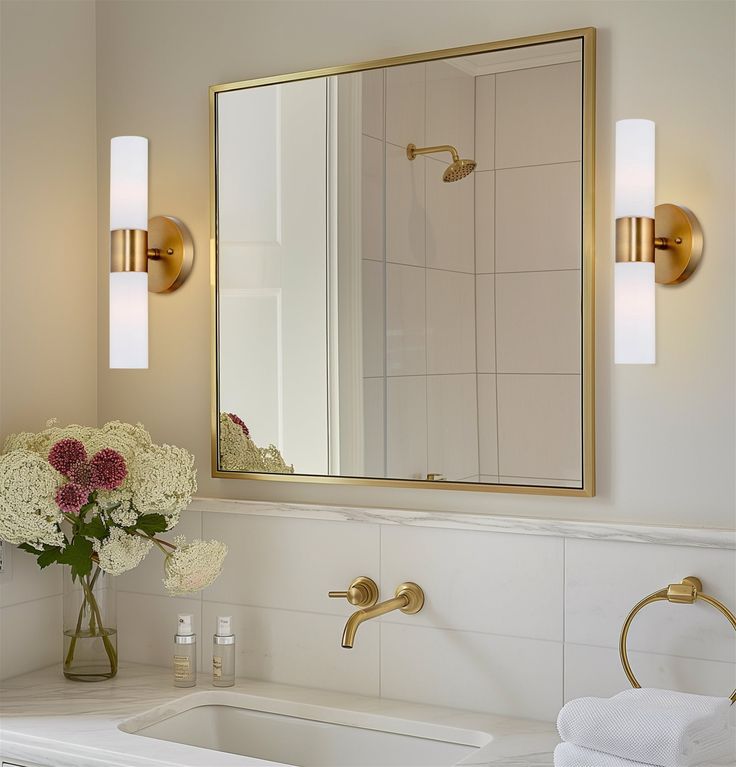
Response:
63,565,118,681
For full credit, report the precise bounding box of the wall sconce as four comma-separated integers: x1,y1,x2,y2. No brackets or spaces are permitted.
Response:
109,136,194,369
614,119,703,364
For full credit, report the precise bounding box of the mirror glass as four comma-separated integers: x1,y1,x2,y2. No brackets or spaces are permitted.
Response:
213,32,594,493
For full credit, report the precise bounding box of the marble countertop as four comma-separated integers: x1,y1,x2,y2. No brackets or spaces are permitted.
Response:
0,663,558,766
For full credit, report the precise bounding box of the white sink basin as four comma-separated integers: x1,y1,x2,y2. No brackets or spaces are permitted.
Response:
120,691,492,766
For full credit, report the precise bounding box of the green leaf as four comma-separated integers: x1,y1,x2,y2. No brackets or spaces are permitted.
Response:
18,543,43,556
132,513,168,536
37,547,62,569
78,515,108,540
57,535,93,579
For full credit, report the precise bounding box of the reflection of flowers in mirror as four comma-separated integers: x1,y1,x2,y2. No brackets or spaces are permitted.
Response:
219,412,294,474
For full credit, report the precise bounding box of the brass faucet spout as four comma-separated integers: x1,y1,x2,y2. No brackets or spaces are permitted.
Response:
340,582,424,649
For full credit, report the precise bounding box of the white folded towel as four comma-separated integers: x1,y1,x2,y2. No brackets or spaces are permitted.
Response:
554,742,658,766
554,742,736,767
557,689,735,767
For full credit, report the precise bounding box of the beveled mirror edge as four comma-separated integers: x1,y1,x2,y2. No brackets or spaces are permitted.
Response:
209,27,596,498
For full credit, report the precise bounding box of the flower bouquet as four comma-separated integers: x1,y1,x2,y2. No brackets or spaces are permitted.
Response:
0,421,227,681
219,412,294,474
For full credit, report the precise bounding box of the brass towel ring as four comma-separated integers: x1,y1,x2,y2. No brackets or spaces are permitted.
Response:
619,576,736,703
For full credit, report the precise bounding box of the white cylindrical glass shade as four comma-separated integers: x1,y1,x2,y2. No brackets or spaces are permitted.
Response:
614,119,655,219
110,272,149,369
615,262,655,364
110,136,148,231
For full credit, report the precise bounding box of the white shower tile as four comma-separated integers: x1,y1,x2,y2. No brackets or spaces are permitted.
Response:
361,135,384,262
386,263,426,376
496,271,581,374
386,376,427,480
497,374,581,481
496,162,581,273
477,374,499,477
381,526,563,641
203,602,379,696
386,142,425,267
476,274,495,373
381,623,563,721
426,60,474,161
361,68,384,141
475,170,494,274
385,62,425,149
426,269,475,374
496,62,581,168
118,592,202,669
0,596,61,680
475,75,495,171
116,509,202,599
427,374,478,481
564,643,736,703
361,259,384,378
566,539,736,664
426,158,474,273
363,377,385,477
202,513,380,614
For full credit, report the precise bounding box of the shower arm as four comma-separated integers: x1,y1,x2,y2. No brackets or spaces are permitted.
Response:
406,143,460,163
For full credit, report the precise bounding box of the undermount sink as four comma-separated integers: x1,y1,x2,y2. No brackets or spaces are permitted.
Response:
119,691,493,767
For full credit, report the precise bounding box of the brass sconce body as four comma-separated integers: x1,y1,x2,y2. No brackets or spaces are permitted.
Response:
110,215,194,293
615,204,703,285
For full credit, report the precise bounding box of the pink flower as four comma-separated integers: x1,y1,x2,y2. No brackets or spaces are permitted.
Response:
68,461,100,491
55,483,88,514
48,439,87,476
90,448,127,490
227,413,250,437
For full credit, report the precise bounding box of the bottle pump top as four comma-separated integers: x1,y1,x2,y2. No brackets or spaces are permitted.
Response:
177,614,194,636
216,616,233,637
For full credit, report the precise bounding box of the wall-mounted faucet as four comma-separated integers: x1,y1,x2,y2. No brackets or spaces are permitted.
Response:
329,577,424,649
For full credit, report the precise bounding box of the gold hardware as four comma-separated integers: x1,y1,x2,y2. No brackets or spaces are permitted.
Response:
615,205,703,285
619,576,736,703
109,215,194,293
426,473,445,481
328,576,379,608
210,28,597,497
406,143,476,183
341,582,424,649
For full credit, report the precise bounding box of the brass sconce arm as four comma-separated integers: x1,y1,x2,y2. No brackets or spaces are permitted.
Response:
615,206,702,285
110,216,194,294
341,582,424,649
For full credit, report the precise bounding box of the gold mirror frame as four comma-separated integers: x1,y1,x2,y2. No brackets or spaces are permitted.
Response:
209,27,596,497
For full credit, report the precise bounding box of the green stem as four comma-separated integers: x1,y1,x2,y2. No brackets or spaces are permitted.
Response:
64,568,102,668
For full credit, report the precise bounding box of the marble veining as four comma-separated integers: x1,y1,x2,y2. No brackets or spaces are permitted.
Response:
0,663,559,766
190,497,736,550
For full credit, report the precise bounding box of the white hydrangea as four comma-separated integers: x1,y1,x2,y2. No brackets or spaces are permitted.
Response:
163,536,228,596
0,450,63,546
92,527,152,575
130,445,197,529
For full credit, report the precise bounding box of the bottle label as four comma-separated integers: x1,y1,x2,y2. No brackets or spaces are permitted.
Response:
213,656,222,678
174,655,191,680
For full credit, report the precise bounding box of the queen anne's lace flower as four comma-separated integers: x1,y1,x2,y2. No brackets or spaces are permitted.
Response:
163,536,228,595
130,445,197,529
218,413,294,474
103,493,138,527
0,450,63,546
92,527,152,575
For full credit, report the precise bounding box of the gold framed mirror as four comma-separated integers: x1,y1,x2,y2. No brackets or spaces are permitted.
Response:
210,27,596,496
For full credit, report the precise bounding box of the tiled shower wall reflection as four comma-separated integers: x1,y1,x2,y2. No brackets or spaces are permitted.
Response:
361,60,583,485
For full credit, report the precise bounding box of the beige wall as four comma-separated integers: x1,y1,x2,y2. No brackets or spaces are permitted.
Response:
0,0,97,679
94,0,735,529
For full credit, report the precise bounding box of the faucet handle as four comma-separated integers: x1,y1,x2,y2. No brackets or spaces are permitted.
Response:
328,576,379,608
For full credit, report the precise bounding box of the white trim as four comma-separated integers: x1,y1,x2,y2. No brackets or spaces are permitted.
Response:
189,497,736,550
